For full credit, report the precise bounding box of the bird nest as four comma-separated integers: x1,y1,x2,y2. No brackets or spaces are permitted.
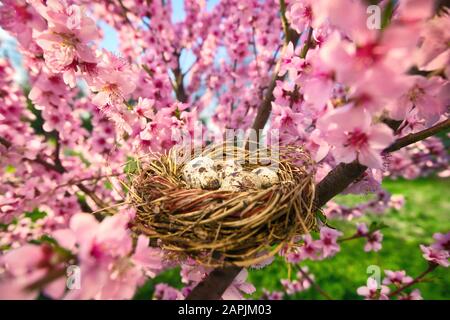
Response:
129,143,317,267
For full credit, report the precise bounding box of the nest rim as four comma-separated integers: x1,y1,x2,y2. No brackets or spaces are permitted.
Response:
128,143,317,267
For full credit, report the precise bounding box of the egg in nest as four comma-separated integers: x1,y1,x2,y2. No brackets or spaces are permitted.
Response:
214,159,243,179
220,171,262,192
251,166,279,188
182,156,221,190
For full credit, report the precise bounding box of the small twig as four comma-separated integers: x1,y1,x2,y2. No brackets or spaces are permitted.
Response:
296,266,334,300
300,27,313,59
250,24,261,77
383,118,450,153
337,234,364,243
0,137,113,214
388,263,438,297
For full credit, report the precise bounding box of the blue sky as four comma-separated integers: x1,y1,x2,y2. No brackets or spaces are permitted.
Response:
100,0,220,53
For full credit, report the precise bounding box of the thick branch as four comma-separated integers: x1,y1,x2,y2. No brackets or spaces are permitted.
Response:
186,117,449,300
185,266,242,300
172,63,188,103
315,161,367,207
384,118,450,153
251,8,301,132
317,117,449,206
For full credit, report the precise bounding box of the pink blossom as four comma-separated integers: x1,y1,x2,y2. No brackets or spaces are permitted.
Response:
153,284,184,300
222,269,256,300
432,232,450,252
261,289,284,300
298,234,321,261
398,289,423,300
279,42,303,79
91,71,136,109
281,268,313,295
364,230,383,252
318,106,394,168
0,244,66,300
357,277,390,300
288,1,313,34
389,195,405,210
420,245,449,267
382,270,413,286
34,1,98,80
388,76,449,125
317,227,342,258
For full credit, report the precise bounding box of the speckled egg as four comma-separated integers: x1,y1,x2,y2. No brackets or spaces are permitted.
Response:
182,157,221,190
220,171,262,192
214,159,243,179
251,166,279,188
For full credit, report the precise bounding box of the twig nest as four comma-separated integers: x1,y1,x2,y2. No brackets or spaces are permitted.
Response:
182,156,221,190
220,171,262,192
130,143,317,267
251,166,279,188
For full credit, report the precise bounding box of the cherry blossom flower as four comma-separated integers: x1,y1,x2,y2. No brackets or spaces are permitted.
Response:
382,270,413,286
357,277,390,300
222,269,256,300
153,284,184,300
432,232,450,252
261,289,284,300
398,289,423,300
317,227,342,258
317,105,394,168
420,245,449,267
364,230,383,253
388,76,449,125
34,1,98,83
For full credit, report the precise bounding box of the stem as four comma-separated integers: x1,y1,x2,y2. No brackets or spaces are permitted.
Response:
337,234,364,243
25,268,66,292
0,137,111,214
300,28,313,59
297,266,334,300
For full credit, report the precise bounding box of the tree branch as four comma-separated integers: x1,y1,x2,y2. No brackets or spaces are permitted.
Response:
383,118,450,153
251,5,301,132
186,117,449,300
0,137,111,214
185,266,242,300
296,266,334,300
388,263,438,297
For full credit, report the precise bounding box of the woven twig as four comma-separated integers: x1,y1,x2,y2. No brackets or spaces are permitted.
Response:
129,143,317,267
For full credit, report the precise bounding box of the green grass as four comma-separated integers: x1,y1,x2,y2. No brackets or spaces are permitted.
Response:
247,177,450,300
135,177,450,300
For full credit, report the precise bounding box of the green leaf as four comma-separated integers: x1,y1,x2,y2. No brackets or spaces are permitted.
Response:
5,165,16,174
381,0,396,29
104,180,113,190
124,157,138,174
25,208,47,222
